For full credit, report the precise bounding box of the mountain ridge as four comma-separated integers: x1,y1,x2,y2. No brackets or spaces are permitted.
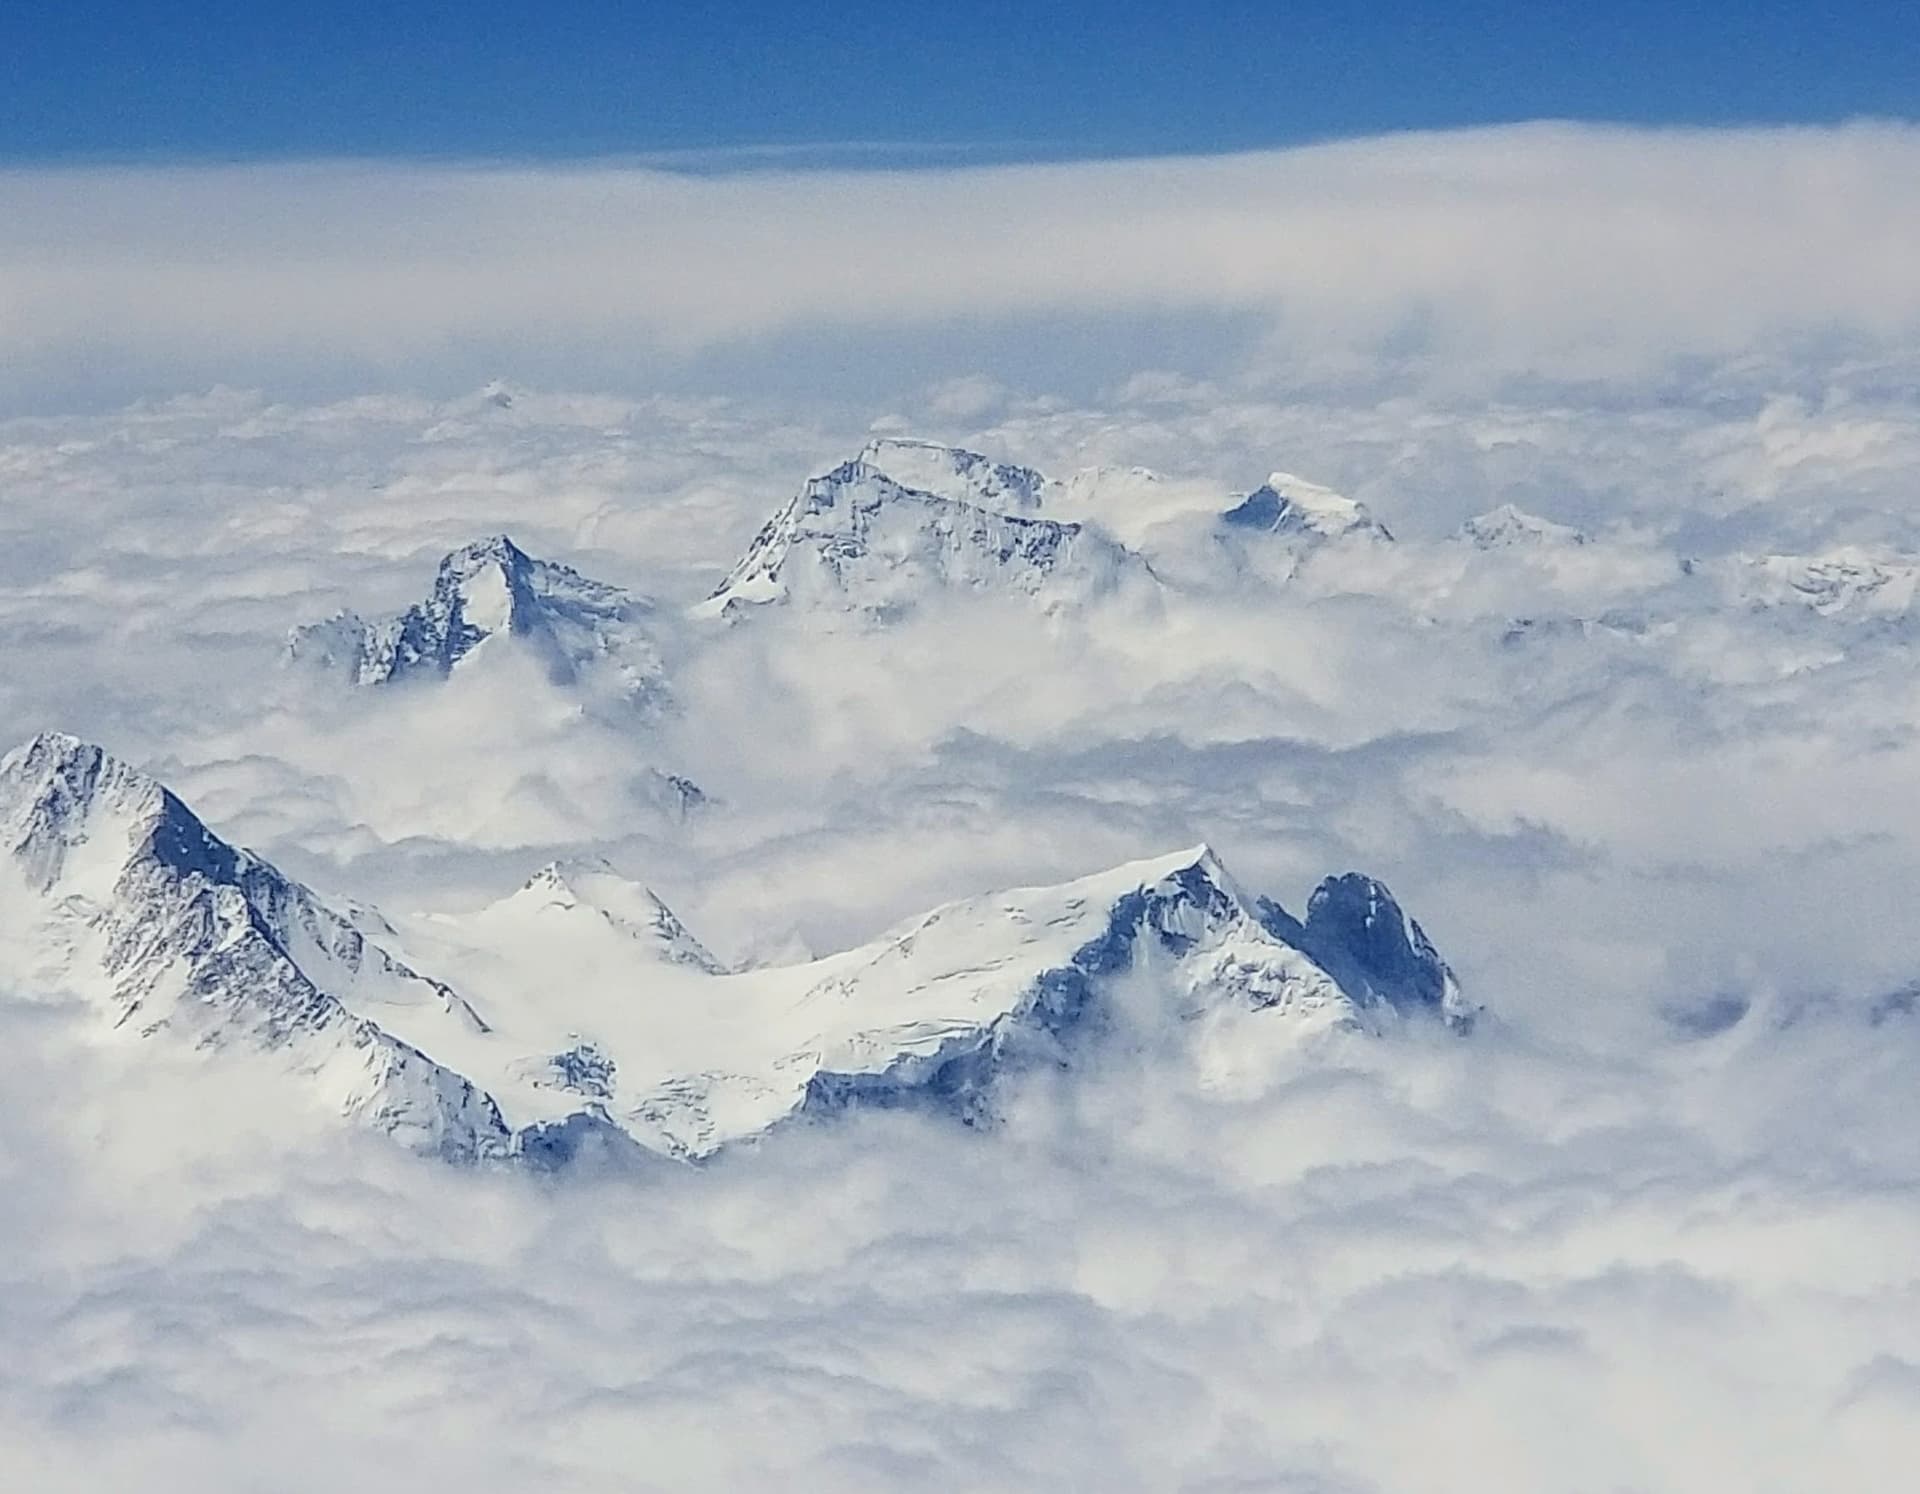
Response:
0,734,1471,1166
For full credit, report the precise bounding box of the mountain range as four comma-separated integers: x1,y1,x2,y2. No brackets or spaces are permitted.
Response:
0,732,1468,1167
284,441,1920,668
30,435,1913,1167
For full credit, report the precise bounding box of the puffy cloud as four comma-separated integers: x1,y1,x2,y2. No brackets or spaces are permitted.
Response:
2,985,1916,1491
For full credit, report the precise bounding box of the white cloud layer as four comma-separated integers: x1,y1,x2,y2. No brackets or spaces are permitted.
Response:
4,121,1920,1488
3,122,1919,399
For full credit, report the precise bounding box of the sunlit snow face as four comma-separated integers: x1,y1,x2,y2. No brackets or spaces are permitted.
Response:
453,560,516,636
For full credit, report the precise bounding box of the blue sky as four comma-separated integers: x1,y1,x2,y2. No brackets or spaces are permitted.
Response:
6,0,1917,163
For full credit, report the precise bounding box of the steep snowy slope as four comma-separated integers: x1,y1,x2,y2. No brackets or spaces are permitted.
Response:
0,733,510,1160
287,534,669,706
696,459,1152,621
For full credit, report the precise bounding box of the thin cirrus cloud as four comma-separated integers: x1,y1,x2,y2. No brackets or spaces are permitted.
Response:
3,121,1918,390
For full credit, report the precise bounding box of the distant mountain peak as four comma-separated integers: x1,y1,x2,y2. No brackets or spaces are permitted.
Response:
1221,473,1394,543
1721,545,1920,618
1459,503,1589,549
442,531,534,577
697,458,1145,621
285,535,667,703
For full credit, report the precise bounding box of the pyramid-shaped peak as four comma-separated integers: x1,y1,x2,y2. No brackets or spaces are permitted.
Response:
502,856,722,972
1459,503,1589,548
1,732,240,896
1222,473,1392,542
1,732,154,819
1302,873,1467,1025
440,533,535,579
1123,841,1232,887
521,855,621,894
4,729,101,776
1038,842,1261,936
288,535,664,700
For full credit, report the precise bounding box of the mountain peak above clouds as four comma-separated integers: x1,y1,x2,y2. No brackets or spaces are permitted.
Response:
285,534,668,704
0,733,512,1160
1458,503,1591,549
696,458,1149,621
1260,872,1474,1031
1221,473,1395,544
1,735,1473,1167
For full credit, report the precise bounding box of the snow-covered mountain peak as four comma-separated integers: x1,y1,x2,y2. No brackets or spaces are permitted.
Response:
857,438,1052,513
440,531,534,582
497,857,723,974
697,458,1147,621
285,535,667,703
2,731,206,897
1059,841,1250,926
431,533,540,633
1221,473,1394,543
1459,503,1590,549
4,729,145,815
4,741,1474,1164
0,734,512,1159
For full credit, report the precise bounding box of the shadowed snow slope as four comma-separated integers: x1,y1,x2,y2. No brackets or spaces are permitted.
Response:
0,734,1465,1165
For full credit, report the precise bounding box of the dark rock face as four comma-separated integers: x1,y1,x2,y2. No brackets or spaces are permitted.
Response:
1220,481,1394,542
515,1110,669,1174
1261,873,1466,1026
